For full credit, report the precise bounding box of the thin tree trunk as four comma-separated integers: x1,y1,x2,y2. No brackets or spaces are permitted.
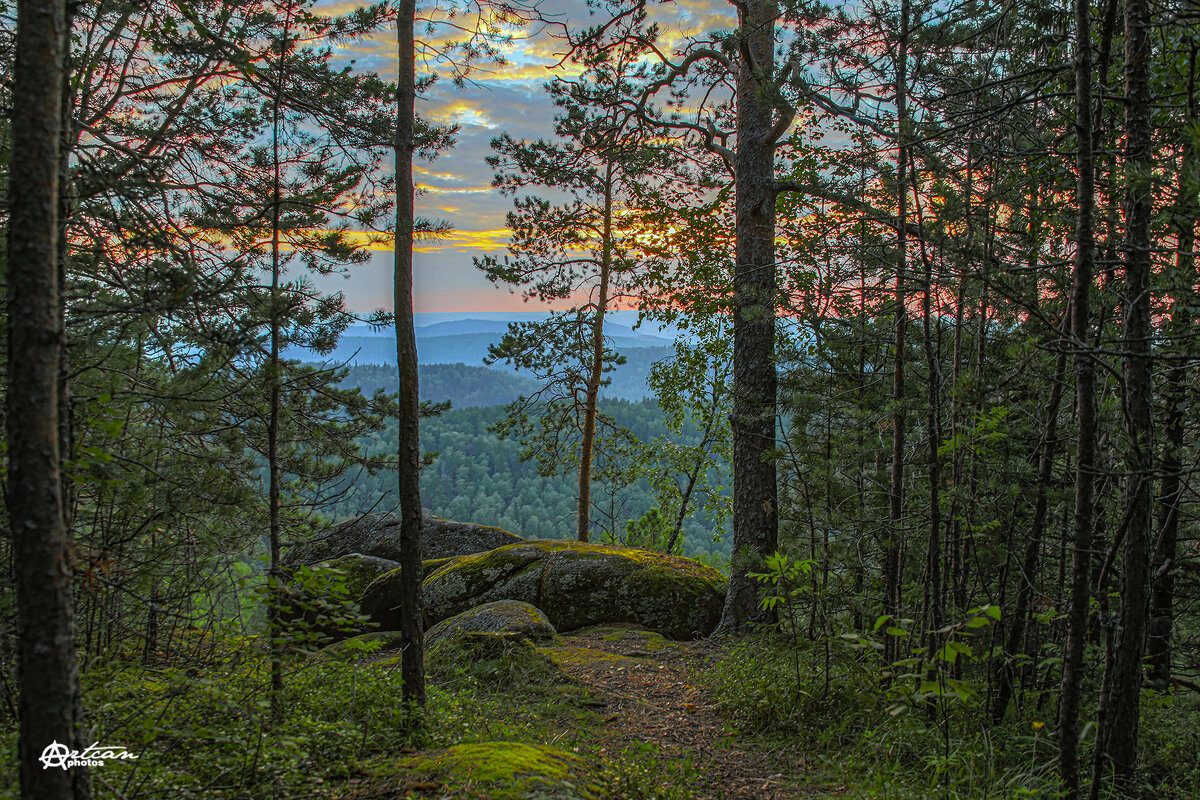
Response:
915,168,943,654
1058,0,1097,790
1147,43,1196,690
1100,0,1155,782
884,0,910,666
577,163,615,543
55,11,89,796
394,0,425,707
668,375,720,554
267,14,289,712
718,0,780,633
6,1,80,797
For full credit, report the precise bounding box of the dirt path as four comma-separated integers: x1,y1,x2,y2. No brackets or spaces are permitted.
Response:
543,628,810,800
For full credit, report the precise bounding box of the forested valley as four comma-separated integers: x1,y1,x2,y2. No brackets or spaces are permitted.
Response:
2,0,1200,798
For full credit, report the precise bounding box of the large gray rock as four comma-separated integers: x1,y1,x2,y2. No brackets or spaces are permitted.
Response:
281,513,522,566
373,540,727,639
307,553,399,598
425,600,556,649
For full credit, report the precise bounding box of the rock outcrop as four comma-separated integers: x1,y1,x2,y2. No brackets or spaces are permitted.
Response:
282,513,523,566
306,553,399,599
425,600,556,649
367,540,726,639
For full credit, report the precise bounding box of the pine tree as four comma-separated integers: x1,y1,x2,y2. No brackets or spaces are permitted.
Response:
479,43,676,542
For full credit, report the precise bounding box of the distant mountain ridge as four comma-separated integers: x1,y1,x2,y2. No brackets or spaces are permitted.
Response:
342,363,541,409
289,315,677,400
413,318,672,346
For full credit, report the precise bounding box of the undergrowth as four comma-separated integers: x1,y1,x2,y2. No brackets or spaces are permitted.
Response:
704,635,1200,800
0,632,698,800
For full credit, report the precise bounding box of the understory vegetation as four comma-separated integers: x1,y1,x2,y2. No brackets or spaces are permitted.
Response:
709,637,1200,800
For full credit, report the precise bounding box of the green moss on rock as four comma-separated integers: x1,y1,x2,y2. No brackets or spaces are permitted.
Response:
535,644,650,670
311,554,398,599
421,540,727,639
426,600,556,648
311,631,406,663
396,741,594,799
357,556,467,629
427,632,566,687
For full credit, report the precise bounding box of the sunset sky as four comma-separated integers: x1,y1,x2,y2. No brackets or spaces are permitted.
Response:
314,0,735,314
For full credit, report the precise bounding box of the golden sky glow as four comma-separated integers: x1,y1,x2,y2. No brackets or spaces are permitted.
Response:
314,0,735,313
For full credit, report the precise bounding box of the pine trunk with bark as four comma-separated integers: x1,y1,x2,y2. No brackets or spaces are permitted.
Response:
394,0,425,707
718,0,780,633
1057,0,1097,791
7,1,87,797
884,0,910,665
1147,45,1196,690
1101,0,1154,782
266,16,289,711
576,164,615,543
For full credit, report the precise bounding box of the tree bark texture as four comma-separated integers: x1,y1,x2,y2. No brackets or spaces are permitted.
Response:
577,164,615,543
1147,45,1196,690
394,0,426,707
884,0,910,666
1100,0,1155,783
1057,0,1097,791
718,0,780,633
6,0,82,797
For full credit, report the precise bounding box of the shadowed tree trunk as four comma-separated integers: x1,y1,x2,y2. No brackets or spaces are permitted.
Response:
394,0,425,707
1099,0,1155,784
1147,42,1196,691
883,0,910,666
1058,0,1097,791
6,0,89,798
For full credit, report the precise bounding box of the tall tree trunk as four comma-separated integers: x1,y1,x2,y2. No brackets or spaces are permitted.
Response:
1101,0,1155,783
55,11,89,797
577,163,615,543
267,17,288,711
6,1,81,797
1147,43,1196,690
884,0,911,665
394,0,425,706
917,178,943,654
1058,0,1097,792
718,0,780,633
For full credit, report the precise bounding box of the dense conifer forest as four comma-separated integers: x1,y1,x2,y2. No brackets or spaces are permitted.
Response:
2,0,1200,798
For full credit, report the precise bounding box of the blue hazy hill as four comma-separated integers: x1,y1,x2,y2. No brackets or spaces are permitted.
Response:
290,315,678,400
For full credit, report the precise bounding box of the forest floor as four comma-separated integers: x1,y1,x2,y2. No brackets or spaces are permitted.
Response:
345,624,825,800
543,626,817,799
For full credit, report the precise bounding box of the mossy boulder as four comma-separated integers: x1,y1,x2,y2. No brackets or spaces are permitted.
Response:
387,742,594,799
282,512,523,567
278,555,397,642
426,600,556,649
311,630,406,663
416,540,727,639
426,631,566,686
309,553,398,599
358,557,465,627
